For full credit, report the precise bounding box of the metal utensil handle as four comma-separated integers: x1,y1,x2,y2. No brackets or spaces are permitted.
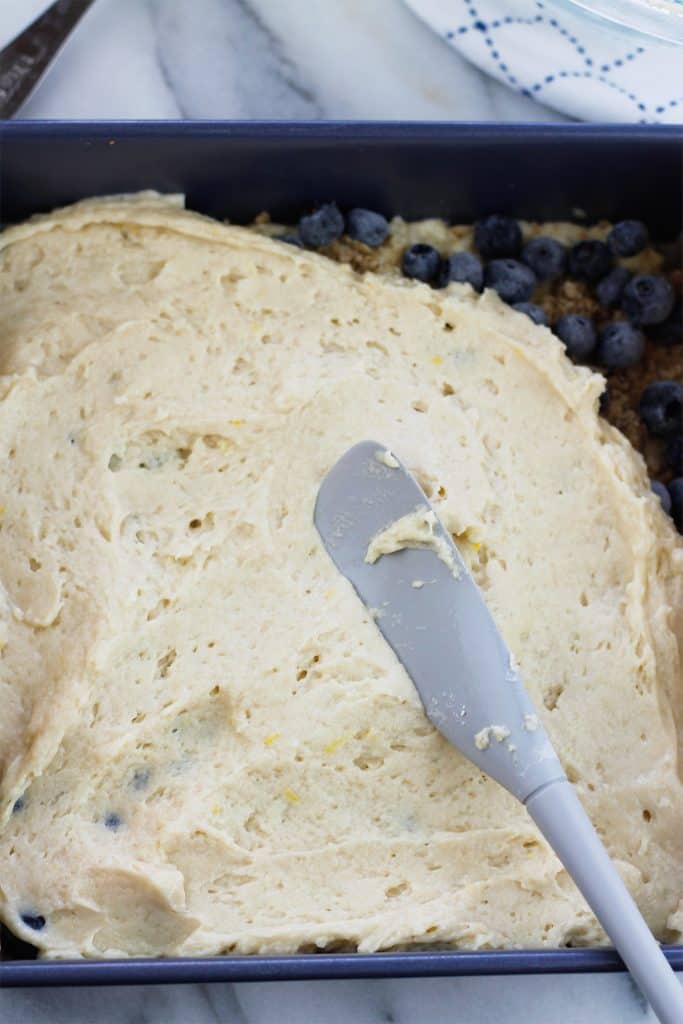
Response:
0,0,96,118
526,779,683,1024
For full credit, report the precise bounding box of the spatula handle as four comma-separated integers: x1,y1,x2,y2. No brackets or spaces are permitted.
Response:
526,779,683,1024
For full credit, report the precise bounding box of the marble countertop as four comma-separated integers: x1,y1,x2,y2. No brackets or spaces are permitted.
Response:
0,2,679,1023
0,0,564,120
0,971,668,1024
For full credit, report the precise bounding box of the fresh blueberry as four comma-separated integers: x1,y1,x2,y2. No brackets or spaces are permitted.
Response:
648,300,682,347
12,797,25,814
621,274,675,325
483,259,536,304
277,233,304,248
298,203,344,249
669,478,683,532
20,913,46,931
512,302,548,326
599,388,609,414
638,380,683,437
596,266,631,309
521,236,567,281
346,208,389,248
104,812,122,831
568,240,613,283
651,480,672,514
437,251,484,291
608,220,649,257
555,314,597,361
596,321,646,370
401,243,441,284
474,214,522,259
664,434,682,473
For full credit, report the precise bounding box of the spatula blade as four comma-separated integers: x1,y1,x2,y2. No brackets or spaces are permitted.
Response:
314,440,564,802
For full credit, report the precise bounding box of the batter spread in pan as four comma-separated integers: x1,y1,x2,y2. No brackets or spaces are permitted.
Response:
0,195,681,958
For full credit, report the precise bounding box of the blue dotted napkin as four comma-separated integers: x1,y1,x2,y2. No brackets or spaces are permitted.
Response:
406,0,682,121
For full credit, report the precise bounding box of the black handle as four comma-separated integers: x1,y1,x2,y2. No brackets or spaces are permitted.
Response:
0,0,96,119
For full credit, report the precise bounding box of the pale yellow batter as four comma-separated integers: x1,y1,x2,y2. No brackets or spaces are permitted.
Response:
365,506,458,576
0,194,681,959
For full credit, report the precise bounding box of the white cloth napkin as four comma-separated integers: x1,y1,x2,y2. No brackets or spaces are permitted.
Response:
406,0,683,121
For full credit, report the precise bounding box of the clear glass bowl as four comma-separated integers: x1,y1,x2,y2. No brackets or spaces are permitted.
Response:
565,0,683,43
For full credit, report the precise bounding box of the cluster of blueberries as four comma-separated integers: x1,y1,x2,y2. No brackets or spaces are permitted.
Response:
443,214,677,375
280,204,389,250
283,206,677,368
281,205,681,532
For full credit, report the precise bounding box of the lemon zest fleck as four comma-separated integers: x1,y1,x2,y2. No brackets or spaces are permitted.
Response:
282,788,299,803
431,356,443,365
229,419,244,426
324,733,351,754
264,731,281,747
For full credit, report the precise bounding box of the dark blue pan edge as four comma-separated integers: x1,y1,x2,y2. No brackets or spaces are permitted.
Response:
2,948,682,986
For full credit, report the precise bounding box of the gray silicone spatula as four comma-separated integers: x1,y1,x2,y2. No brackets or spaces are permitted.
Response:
314,440,683,1024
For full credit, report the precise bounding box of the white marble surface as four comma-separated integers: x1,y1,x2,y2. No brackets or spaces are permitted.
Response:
0,972,669,1024
0,0,564,120
0,2,680,1023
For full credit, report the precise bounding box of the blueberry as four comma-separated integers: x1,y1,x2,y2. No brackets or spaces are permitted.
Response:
651,480,672,514
622,274,675,326
599,388,609,414
555,314,597,361
596,321,646,370
608,220,649,257
596,266,631,309
12,797,25,814
638,380,683,437
568,240,613,283
277,233,304,248
669,478,683,532
346,208,388,248
20,913,46,931
438,251,483,291
448,250,485,291
401,243,441,284
474,214,522,259
512,302,548,326
484,259,536,304
664,434,682,473
104,812,122,831
298,203,344,248
648,300,682,347
521,236,567,281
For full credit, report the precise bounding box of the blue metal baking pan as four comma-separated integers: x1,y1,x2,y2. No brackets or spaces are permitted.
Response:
0,121,681,986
